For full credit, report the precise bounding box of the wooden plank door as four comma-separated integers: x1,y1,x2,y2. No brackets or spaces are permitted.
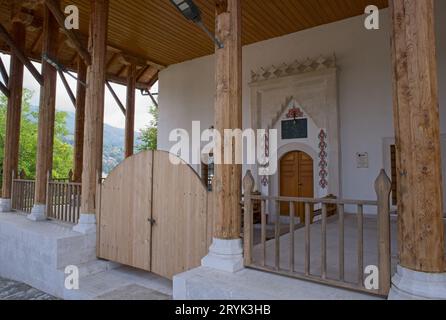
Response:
151,151,209,279
98,151,153,271
280,151,314,221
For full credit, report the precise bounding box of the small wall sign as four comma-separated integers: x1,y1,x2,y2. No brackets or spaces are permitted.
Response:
281,119,308,140
356,152,369,169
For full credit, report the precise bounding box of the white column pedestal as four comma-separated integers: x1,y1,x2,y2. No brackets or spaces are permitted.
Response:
73,213,97,234
388,265,446,300
0,198,12,212
27,204,47,221
201,238,244,273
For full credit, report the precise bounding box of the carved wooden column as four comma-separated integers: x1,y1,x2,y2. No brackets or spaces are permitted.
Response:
389,0,446,299
0,19,25,212
125,63,136,158
74,0,108,234
73,57,87,183
29,2,59,221
202,0,243,272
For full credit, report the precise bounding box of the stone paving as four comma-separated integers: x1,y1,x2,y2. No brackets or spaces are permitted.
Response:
0,276,56,300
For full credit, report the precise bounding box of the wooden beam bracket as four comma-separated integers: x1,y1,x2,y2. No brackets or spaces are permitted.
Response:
58,69,76,107
105,80,126,115
0,55,9,86
0,23,43,85
0,81,10,97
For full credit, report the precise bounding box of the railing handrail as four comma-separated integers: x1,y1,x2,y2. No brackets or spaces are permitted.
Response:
12,179,36,183
249,195,378,206
48,180,82,187
242,169,392,297
46,176,82,224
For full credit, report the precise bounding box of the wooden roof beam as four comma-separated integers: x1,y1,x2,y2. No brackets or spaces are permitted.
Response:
107,45,165,71
106,73,153,91
43,0,91,65
0,22,43,85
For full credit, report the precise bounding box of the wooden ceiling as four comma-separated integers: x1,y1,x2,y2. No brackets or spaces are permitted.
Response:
0,0,389,88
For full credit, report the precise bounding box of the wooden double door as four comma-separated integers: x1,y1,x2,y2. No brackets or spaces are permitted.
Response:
97,151,212,280
280,151,314,222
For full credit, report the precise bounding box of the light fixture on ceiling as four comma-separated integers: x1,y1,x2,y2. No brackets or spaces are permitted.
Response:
170,0,224,49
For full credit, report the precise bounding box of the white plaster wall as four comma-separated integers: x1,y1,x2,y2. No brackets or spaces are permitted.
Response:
158,1,446,204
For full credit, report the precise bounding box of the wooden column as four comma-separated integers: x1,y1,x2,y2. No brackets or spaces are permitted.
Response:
73,57,87,182
125,64,136,158
80,0,108,215
1,21,25,199
390,0,445,272
213,0,242,239
34,4,59,205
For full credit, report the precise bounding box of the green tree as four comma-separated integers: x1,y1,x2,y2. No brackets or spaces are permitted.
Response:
0,89,73,183
137,105,158,152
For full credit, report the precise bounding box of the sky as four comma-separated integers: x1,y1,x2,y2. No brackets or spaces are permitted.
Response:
0,53,157,131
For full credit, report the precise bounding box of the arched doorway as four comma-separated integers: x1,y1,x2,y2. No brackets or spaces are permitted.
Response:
280,151,314,222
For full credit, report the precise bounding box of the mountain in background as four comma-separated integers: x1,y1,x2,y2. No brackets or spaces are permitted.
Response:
63,111,141,175
29,105,140,175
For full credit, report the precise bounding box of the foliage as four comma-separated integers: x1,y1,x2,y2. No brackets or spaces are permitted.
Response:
137,105,158,152
0,90,73,183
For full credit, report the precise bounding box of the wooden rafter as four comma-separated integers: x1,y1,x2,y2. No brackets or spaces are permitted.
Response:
106,52,119,70
0,22,43,85
43,0,91,65
105,80,126,115
0,55,8,86
136,65,149,82
30,29,43,53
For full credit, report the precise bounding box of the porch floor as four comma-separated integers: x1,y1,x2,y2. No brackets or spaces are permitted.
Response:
252,214,399,285
64,266,172,300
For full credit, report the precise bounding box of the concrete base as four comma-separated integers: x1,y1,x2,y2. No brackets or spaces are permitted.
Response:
0,212,119,298
73,214,96,235
201,238,244,273
173,266,382,300
0,198,11,212
388,265,446,300
27,204,47,221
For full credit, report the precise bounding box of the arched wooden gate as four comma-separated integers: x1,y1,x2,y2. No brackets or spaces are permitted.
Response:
97,151,213,279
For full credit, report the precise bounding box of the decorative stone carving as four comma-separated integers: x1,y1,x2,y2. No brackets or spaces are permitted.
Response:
249,54,340,197
250,55,336,83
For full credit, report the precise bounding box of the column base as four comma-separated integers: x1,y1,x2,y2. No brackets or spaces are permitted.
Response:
73,213,97,234
0,198,12,212
27,204,47,221
388,265,446,300
201,238,244,273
